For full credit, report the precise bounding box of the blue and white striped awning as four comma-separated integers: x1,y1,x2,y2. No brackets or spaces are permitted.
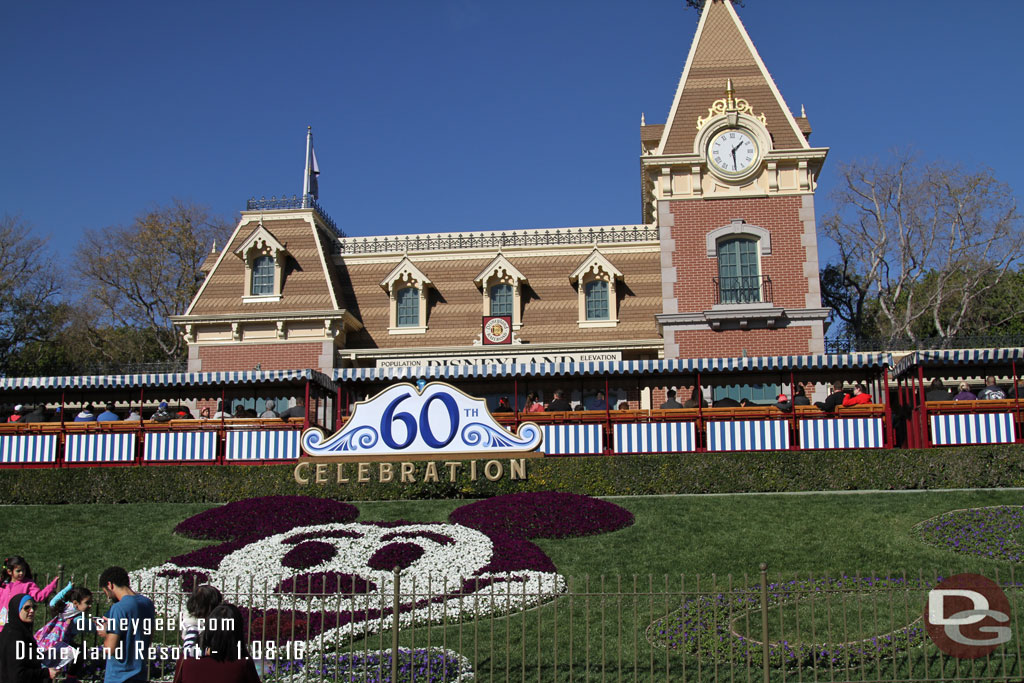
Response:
0,369,336,392
893,348,1024,377
335,353,891,382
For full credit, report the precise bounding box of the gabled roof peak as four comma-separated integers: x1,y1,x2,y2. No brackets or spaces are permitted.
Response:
655,0,808,156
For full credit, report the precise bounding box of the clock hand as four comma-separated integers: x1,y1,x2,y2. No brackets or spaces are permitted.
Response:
731,148,738,171
732,142,744,154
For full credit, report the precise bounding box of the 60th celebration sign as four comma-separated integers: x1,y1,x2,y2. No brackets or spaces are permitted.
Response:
301,382,542,459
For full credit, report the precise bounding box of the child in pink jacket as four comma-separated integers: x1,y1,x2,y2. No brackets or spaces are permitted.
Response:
0,556,59,626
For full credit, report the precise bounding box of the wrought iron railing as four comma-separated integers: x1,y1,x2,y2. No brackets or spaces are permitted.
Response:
826,334,1024,354
246,194,346,237
336,224,659,255
715,274,772,305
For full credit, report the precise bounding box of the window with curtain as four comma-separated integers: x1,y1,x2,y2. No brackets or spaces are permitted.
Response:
489,283,513,317
251,255,275,296
397,287,420,327
585,279,609,320
717,237,760,303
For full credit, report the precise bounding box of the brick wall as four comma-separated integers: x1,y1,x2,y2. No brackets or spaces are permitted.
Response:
667,195,809,311
197,343,324,372
674,326,813,357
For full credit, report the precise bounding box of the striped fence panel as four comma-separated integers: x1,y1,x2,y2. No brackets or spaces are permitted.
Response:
707,420,790,452
799,418,884,449
144,431,218,462
930,413,1016,446
0,435,58,464
226,430,301,461
65,433,136,463
614,422,696,454
541,424,603,455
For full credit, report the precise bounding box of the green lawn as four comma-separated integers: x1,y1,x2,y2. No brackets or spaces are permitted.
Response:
7,490,1024,682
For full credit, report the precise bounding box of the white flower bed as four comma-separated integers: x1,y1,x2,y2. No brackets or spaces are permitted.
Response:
133,521,565,649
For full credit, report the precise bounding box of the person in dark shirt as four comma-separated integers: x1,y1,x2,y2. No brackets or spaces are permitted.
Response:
978,376,1008,400
493,396,513,413
814,383,847,413
683,386,707,408
925,378,953,401
546,390,571,411
792,385,811,406
660,389,683,409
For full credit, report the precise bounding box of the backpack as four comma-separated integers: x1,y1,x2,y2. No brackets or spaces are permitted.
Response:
34,614,70,651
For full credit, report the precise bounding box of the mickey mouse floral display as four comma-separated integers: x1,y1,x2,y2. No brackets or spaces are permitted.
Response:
133,493,633,650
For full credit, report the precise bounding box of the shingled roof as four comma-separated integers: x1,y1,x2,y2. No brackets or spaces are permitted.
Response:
656,0,808,155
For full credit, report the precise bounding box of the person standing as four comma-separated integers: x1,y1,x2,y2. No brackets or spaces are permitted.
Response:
0,594,57,681
95,566,154,683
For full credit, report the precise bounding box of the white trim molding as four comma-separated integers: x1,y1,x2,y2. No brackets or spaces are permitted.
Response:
474,254,528,330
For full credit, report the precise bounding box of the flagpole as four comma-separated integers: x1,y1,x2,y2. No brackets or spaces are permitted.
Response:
302,126,312,207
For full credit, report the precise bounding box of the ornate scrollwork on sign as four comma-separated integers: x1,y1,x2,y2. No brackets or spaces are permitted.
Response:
302,382,542,457
696,79,767,131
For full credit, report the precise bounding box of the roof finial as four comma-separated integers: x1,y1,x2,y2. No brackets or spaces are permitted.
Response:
801,104,806,117
210,240,217,253
640,112,646,126
725,79,736,109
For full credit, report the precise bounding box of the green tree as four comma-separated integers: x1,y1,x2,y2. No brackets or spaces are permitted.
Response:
79,200,233,362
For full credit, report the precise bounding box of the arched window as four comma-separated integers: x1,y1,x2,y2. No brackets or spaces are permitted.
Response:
585,280,610,320
489,283,513,317
717,237,760,303
396,287,420,327
251,256,275,296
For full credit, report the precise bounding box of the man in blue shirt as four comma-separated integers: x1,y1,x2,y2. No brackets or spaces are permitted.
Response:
96,566,154,683
96,404,120,421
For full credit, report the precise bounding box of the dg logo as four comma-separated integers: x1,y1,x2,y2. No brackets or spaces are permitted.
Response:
925,573,1012,658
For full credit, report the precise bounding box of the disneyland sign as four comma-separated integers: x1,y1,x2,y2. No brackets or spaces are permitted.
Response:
296,383,542,485
375,351,621,368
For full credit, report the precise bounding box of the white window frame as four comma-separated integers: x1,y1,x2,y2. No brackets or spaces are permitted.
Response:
474,254,527,330
569,249,623,328
235,220,288,302
380,257,432,334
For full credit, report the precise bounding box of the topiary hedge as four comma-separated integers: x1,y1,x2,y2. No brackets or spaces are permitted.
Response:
2,445,1024,504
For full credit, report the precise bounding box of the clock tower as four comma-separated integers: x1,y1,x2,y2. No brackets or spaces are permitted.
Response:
644,0,830,359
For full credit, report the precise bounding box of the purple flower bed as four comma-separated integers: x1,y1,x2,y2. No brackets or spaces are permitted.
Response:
282,541,337,569
169,539,251,569
262,647,472,682
276,572,377,595
915,505,1024,561
174,496,359,542
449,491,634,539
368,542,425,571
649,576,932,669
284,529,364,544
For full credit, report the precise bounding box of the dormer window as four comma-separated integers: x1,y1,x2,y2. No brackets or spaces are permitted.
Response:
234,220,289,302
380,257,432,334
474,254,527,330
570,249,623,328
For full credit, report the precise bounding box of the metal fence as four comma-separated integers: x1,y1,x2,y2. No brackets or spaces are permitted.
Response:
38,565,1024,682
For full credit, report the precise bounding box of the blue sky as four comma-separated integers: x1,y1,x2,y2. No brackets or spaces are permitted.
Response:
2,1,1022,265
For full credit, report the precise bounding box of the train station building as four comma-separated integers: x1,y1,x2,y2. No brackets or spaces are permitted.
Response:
174,0,830,384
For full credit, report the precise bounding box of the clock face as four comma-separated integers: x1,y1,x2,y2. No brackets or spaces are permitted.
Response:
708,129,759,175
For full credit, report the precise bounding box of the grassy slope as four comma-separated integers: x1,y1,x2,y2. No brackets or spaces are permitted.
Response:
7,490,1024,581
